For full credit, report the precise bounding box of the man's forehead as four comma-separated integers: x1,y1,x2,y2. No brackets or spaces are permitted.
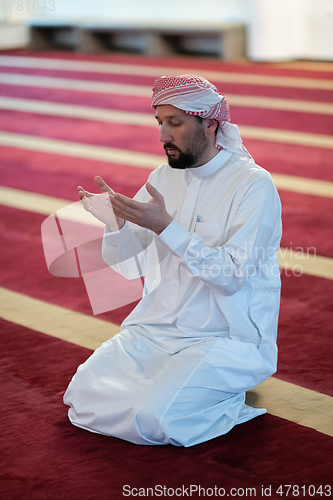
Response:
155,104,193,120
154,105,185,119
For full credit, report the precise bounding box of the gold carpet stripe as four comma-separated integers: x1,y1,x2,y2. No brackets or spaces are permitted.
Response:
1,186,333,281
246,378,333,437
271,173,333,198
0,73,152,97
0,185,71,215
0,186,104,227
278,248,333,280
0,55,332,90
1,285,332,437
0,97,155,125
272,61,333,72
1,96,332,122
239,125,333,149
0,286,119,350
227,94,333,115
0,131,163,168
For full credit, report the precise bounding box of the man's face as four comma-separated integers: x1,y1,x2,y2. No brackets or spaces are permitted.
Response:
155,105,209,169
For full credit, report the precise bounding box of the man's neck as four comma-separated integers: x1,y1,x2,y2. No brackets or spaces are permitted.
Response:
187,150,232,179
193,146,220,168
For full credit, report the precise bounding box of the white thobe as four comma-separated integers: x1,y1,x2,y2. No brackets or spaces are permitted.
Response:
64,150,282,447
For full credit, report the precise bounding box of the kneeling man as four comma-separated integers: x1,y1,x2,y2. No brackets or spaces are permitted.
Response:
64,75,282,447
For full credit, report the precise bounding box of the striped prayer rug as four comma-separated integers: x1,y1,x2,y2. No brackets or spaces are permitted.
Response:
0,50,332,499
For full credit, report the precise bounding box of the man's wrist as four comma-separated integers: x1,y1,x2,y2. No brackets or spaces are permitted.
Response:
154,215,173,235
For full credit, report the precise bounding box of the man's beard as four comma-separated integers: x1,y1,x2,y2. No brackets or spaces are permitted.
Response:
164,125,209,169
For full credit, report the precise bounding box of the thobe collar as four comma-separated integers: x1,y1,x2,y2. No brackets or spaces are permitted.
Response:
187,150,232,180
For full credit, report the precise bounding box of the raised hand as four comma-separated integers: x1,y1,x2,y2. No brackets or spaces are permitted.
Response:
78,176,124,231
111,182,173,235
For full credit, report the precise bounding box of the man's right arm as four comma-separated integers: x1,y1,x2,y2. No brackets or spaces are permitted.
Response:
102,184,154,279
78,176,152,279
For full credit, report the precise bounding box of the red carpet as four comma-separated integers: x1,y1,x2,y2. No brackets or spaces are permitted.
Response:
0,51,333,498
1,320,332,500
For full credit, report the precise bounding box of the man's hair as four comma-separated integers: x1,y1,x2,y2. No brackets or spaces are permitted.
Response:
195,115,218,136
195,116,204,125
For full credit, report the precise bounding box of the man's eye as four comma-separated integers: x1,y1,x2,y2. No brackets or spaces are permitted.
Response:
170,122,181,127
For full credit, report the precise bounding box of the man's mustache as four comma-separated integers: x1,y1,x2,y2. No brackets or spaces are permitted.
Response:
163,143,181,153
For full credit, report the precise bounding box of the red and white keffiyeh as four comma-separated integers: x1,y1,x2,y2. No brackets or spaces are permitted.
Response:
152,74,252,159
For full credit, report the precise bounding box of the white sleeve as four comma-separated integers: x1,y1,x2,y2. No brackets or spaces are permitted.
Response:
158,176,282,296
101,182,153,279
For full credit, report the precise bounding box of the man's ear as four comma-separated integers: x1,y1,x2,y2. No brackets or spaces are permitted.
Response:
205,119,219,136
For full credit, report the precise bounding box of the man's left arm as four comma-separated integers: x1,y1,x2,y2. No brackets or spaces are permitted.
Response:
111,175,282,296
159,175,282,296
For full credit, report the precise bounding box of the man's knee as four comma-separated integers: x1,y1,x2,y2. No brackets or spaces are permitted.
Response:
134,402,168,444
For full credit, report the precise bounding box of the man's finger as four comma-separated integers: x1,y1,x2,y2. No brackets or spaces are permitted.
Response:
94,176,115,194
112,206,134,222
81,197,92,212
77,186,93,199
111,197,138,217
112,193,142,210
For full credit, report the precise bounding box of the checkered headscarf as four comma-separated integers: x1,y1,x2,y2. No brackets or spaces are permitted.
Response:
152,74,252,158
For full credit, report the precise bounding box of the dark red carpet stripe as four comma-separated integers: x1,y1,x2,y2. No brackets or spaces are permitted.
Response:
279,191,333,258
231,107,333,136
278,271,333,396
0,318,332,500
0,146,152,200
246,140,333,182
0,318,91,392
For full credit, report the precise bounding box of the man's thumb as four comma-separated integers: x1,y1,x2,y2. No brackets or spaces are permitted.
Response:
94,176,114,194
146,182,162,200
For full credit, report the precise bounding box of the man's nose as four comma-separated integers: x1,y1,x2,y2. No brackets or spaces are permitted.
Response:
159,125,173,143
